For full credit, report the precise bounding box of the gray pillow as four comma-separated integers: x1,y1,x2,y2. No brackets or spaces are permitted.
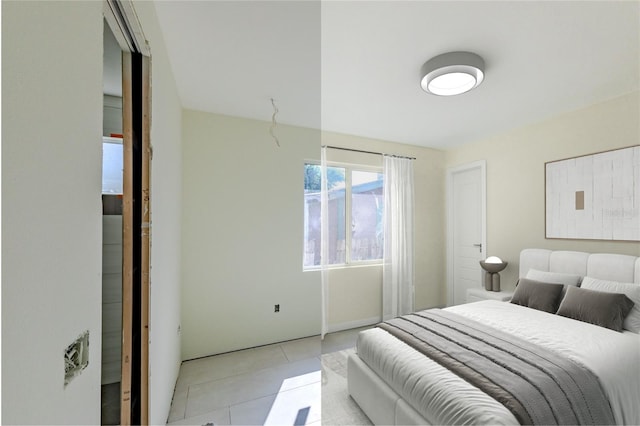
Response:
510,278,565,313
556,286,635,332
580,277,640,333
525,269,581,298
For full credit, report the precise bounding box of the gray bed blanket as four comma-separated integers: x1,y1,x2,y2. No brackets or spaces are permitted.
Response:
378,309,615,425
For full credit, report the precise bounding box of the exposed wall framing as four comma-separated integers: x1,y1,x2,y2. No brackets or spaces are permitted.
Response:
104,1,151,425
120,51,134,425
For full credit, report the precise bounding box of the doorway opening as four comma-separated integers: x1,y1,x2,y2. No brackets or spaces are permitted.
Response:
102,1,151,424
101,18,124,425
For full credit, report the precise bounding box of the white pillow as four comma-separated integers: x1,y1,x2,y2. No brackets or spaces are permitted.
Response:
580,276,640,333
525,269,581,286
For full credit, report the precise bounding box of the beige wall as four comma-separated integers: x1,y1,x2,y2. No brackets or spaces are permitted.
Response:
2,2,104,423
180,112,447,356
1,1,183,423
446,92,640,291
134,2,184,424
181,111,321,359
321,131,447,330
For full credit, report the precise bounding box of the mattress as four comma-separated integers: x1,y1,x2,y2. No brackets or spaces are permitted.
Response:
356,300,640,425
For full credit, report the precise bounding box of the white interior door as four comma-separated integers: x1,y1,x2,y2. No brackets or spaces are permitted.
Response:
447,161,486,306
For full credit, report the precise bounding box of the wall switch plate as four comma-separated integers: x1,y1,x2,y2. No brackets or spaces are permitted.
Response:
64,330,89,387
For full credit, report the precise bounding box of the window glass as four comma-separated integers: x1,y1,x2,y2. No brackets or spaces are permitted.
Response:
304,164,383,268
304,164,346,267
351,170,384,261
102,139,123,194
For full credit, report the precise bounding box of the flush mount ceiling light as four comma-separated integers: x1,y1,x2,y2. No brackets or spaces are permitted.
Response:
420,51,485,96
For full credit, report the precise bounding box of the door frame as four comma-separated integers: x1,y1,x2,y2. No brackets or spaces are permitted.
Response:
104,1,151,424
446,160,487,306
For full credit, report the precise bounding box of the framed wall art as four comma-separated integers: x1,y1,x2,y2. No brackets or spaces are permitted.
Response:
545,145,640,241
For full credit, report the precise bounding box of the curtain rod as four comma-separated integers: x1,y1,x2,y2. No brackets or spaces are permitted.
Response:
322,145,416,160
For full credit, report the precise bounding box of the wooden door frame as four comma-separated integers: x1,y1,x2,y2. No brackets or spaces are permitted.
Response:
446,160,487,306
104,1,151,424
121,52,134,423
140,54,151,426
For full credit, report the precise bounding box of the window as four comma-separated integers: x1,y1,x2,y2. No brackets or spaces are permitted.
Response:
102,137,123,194
304,163,384,268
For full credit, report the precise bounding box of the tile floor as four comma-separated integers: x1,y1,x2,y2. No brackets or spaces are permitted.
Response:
167,327,371,425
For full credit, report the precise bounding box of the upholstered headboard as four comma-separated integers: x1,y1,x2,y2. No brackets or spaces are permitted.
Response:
519,249,640,284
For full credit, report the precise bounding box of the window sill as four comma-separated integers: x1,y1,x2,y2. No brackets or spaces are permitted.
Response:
304,262,383,272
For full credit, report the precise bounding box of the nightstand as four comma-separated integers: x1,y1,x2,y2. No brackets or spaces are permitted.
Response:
466,288,513,303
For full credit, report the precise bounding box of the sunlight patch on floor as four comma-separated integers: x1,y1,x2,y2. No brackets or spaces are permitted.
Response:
264,371,321,425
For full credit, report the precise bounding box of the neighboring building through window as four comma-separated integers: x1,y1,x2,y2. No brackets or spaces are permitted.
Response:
304,163,384,268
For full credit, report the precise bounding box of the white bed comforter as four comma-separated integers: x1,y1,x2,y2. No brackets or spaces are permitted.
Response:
356,300,640,425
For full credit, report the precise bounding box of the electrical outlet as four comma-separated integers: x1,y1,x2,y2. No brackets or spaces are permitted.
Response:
274,304,280,313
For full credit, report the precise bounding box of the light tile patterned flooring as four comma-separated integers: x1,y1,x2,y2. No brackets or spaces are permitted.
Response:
167,328,371,425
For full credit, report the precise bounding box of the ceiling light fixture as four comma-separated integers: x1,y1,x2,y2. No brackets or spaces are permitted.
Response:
420,51,485,96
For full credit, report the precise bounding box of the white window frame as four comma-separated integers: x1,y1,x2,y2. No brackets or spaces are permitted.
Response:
303,161,384,270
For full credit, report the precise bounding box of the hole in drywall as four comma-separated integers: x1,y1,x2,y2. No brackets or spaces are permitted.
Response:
64,330,90,387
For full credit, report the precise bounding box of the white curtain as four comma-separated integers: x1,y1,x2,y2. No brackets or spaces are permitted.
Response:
320,146,329,339
382,155,415,321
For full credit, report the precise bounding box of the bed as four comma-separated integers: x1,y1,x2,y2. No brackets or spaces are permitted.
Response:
347,249,640,425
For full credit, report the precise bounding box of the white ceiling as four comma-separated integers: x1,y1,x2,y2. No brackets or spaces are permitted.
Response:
153,1,639,150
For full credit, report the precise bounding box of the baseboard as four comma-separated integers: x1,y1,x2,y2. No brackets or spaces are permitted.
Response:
328,316,381,333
